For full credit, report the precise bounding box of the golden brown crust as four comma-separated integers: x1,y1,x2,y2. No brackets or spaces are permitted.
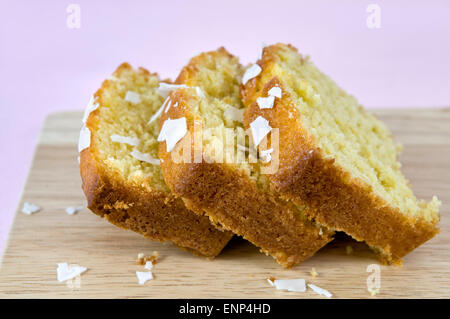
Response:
79,63,233,258
241,44,439,264
158,52,333,268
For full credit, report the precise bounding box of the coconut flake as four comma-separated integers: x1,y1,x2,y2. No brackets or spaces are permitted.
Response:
173,102,178,108
130,149,160,165
124,91,141,104
268,86,282,98
110,134,140,146
57,263,87,282
22,202,41,215
157,117,187,152
82,95,99,123
308,284,333,298
250,116,272,147
195,87,205,98
144,261,153,270
270,279,306,292
136,271,153,285
242,64,262,85
224,105,244,122
164,99,172,113
260,148,274,163
78,125,91,152
148,97,169,124
65,206,83,215
156,83,188,99
256,95,275,109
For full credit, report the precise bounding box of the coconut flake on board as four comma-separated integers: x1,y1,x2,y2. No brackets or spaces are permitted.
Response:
130,149,160,165
124,91,141,104
136,271,153,285
308,284,333,298
65,206,84,215
267,278,306,293
110,134,140,146
250,116,272,147
242,64,262,85
22,202,41,215
157,117,187,152
57,263,87,282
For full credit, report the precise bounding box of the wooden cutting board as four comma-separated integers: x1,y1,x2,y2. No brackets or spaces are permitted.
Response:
0,109,449,299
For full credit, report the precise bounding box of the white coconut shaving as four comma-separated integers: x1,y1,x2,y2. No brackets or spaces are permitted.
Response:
157,117,187,152
250,116,272,147
148,97,169,124
164,99,172,113
173,102,178,108
308,284,333,298
57,263,87,282
22,202,41,215
78,125,91,152
268,279,306,293
258,42,267,60
124,91,141,104
256,95,275,109
195,87,205,98
65,206,84,215
130,149,160,165
136,271,153,285
242,64,262,85
260,148,274,163
224,105,244,122
82,95,99,123
156,83,188,99
110,134,140,146
144,261,153,270
268,86,282,98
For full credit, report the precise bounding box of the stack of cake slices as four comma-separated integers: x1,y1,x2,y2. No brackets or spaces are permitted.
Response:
79,43,440,267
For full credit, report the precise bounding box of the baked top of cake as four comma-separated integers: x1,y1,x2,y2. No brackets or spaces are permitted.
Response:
241,43,440,264
79,63,233,257
158,48,333,267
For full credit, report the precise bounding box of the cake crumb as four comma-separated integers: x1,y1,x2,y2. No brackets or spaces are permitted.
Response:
346,245,353,255
310,267,318,278
368,288,380,296
137,251,159,265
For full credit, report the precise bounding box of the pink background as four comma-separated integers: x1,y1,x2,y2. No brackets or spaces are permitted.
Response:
1,0,449,256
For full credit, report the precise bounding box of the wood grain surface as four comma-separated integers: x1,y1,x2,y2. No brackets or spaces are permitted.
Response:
0,109,449,299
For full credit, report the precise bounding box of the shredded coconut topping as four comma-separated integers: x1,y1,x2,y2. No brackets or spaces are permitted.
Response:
82,95,99,123
57,263,87,282
250,116,272,147
110,134,140,146
242,64,262,85
130,149,160,165
148,97,169,124
22,202,41,215
156,83,188,99
78,125,91,152
124,91,141,104
308,284,332,298
164,99,172,113
256,95,275,109
268,86,282,98
157,117,187,152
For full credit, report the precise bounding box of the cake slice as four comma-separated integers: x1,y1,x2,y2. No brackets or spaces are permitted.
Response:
157,48,333,267
241,43,440,264
79,63,233,257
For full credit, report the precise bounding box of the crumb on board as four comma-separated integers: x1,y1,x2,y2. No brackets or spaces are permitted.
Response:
368,288,380,296
346,245,353,255
137,251,159,265
310,267,318,278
